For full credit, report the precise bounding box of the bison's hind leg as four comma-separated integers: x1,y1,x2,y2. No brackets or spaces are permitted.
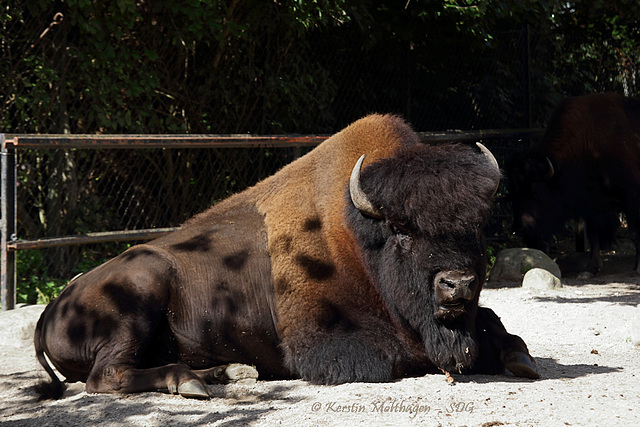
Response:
193,363,259,385
86,363,210,399
86,363,260,399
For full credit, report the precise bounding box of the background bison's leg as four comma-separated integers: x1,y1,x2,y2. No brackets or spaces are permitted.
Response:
582,208,622,278
632,228,640,275
473,307,539,379
625,201,640,275
581,223,603,279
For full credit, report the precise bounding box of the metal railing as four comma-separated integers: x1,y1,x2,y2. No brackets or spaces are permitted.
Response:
1,129,544,310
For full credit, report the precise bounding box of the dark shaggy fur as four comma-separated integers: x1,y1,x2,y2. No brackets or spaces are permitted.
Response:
507,93,640,276
346,143,501,374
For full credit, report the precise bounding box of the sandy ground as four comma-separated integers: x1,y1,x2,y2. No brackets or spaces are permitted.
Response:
1,255,640,426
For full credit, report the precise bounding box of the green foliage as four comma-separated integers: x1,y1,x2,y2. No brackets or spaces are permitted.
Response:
485,241,507,272
16,243,133,304
3,0,640,302
16,250,67,304
2,0,350,134
3,0,639,134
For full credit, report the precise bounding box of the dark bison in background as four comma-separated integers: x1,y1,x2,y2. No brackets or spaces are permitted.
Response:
507,93,640,277
35,114,538,400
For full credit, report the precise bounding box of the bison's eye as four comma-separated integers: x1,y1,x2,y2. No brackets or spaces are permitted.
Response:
397,233,413,251
389,223,413,252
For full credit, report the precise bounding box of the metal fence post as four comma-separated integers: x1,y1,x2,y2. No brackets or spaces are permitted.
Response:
1,135,17,310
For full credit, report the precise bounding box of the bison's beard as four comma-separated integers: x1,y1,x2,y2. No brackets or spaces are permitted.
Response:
422,317,478,374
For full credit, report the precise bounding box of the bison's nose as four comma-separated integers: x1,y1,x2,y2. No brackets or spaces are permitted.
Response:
434,270,477,304
520,213,536,228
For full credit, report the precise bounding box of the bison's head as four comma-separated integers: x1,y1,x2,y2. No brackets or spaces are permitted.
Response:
506,150,564,251
346,142,500,373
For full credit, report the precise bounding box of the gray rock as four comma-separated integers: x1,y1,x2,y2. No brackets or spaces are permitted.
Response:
0,304,46,348
632,304,640,347
488,248,561,287
522,268,562,291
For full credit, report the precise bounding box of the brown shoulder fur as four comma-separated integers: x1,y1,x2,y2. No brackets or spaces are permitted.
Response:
255,114,419,338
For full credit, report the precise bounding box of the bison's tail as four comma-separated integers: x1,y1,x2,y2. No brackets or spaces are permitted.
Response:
33,314,66,400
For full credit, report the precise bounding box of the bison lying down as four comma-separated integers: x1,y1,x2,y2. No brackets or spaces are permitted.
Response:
35,114,538,399
507,93,640,277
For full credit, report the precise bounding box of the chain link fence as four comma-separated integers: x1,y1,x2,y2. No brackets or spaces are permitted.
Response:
2,1,637,307
5,137,320,305
4,132,540,308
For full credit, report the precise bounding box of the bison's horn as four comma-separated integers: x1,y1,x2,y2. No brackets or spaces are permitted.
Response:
476,142,501,196
545,156,555,179
349,155,384,219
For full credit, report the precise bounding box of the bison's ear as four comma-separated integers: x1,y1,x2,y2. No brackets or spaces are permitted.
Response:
349,155,385,219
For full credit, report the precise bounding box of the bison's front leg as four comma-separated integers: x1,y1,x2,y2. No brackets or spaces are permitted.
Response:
285,334,397,385
474,307,539,379
281,312,407,385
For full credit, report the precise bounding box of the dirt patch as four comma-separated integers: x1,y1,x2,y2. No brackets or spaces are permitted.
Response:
1,261,639,426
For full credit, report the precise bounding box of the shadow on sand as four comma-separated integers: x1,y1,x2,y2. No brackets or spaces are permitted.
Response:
453,356,621,385
0,372,305,427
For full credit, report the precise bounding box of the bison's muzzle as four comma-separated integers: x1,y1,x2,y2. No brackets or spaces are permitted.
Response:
434,270,478,320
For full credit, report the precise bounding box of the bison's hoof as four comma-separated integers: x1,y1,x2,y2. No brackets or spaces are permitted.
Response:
224,364,259,385
577,271,595,279
177,379,210,399
504,352,540,379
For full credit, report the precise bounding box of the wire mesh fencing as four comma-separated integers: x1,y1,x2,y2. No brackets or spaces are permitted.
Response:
3,130,542,307
5,136,320,306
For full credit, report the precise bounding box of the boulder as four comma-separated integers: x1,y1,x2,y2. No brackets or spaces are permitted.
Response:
488,248,561,287
522,268,562,291
0,304,46,348
632,304,640,347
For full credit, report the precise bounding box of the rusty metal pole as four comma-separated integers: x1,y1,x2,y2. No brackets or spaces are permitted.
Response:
1,134,17,310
